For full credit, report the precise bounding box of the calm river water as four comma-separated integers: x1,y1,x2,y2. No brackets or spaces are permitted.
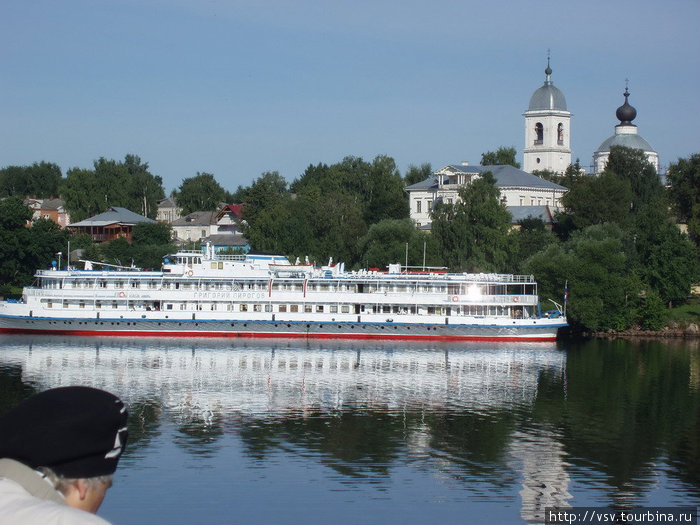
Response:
0,335,698,524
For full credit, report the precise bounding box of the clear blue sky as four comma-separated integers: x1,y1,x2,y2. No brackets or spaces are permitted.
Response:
2,0,699,195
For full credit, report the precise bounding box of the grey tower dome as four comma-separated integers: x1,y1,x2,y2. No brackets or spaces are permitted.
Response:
528,60,567,111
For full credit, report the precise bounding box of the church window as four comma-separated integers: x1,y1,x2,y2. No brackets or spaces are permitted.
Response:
534,123,543,145
557,123,564,145
536,158,541,164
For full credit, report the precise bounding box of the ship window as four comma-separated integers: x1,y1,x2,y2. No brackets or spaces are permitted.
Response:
218,262,223,270
112,301,117,309
115,282,123,289
382,305,390,313
63,301,69,308
227,304,233,311
279,305,287,312
305,305,312,313
253,304,262,312
167,304,173,310
131,281,139,288
316,305,324,313
341,305,349,313
211,262,217,269
290,305,299,313
47,301,53,308
96,302,101,309
180,303,187,310
240,304,248,312
330,305,338,313
99,281,107,288
265,304,272,312
211,304,217,311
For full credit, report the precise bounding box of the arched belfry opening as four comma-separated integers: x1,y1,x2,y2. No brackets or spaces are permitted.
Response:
535,123,544,145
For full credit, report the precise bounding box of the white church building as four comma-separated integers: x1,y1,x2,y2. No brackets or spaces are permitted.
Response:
406,60,569,229
407,163,567,228
593,87,659,174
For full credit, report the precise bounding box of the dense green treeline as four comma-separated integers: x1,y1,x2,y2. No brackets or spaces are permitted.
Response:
526,147,699,332
1,146,699,332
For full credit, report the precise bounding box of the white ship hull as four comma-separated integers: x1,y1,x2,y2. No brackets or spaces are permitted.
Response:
0,313,564,342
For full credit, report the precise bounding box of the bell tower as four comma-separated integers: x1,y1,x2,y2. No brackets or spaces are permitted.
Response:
523,57,572,174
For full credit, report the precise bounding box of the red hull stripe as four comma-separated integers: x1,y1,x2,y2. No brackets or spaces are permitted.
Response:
0,327,556,342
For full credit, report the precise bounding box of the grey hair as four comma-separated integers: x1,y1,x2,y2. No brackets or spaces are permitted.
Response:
38,467,113,495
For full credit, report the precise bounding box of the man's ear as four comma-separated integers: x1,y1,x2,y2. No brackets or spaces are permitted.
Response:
75,478,90,500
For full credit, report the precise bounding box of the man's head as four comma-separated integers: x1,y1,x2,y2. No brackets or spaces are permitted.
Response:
0,386,128,513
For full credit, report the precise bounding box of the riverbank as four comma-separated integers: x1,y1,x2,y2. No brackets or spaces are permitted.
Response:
592,321,700,339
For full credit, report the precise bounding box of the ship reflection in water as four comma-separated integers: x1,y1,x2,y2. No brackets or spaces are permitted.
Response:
1,335,696,525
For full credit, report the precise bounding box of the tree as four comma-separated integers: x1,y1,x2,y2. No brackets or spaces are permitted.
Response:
404,163,432,186
431,172,512,272
174,172,227,215
0,197,69,290
525,223,639,332
667,153,700,244
358,219,442,270
605,145,663,212
132,222,173,246
508,218,559,273
122,154,165,218
636,291,667,331
364,155,409,224
61,155,165,222
0,162,62,198
556,170,635,236
634,215,699,305
0,197,32,287
533,159,583,187
291,155,408,225
480,147,520,169
61,167,108,222
238,171,288,230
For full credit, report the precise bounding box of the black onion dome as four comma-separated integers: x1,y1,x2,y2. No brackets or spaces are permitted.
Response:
616,88,637,125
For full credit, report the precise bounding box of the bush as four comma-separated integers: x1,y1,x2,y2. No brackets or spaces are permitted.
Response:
637,291,667,331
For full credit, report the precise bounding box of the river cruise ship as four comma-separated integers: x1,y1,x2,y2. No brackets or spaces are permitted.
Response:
0,247,566,341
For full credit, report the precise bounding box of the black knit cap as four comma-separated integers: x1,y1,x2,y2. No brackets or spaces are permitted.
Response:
0,386,128,478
